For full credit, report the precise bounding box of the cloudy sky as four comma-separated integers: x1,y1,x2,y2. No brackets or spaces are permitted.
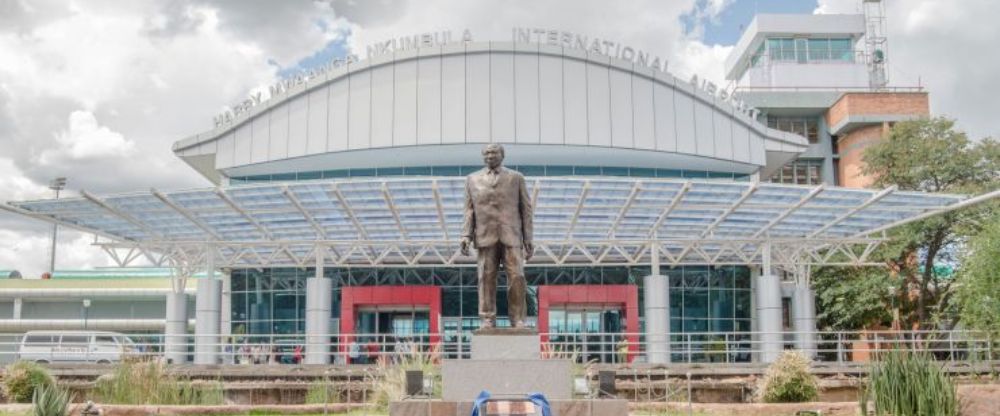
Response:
1,0,997,277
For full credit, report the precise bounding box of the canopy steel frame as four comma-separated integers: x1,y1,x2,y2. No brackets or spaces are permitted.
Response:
95,237,886,269
9,176,997,279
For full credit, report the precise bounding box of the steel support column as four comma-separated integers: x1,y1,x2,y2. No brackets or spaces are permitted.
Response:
220,269,233,364
305,252,332,364
757,243,783,363
793,271,817,358
164,290,188,364
643,242,670,364
194,250,221,365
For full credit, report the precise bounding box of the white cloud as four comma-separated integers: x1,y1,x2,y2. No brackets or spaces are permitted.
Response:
3,0,995,277
0,158,49,202
816,0,1000,140
339,0,733,84
814,0,860,14
39,111,135,164
0,230,115,278
0,0,350,275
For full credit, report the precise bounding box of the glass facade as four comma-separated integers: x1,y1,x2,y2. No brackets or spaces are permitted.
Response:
228,165,750,184
759,37,856,65
230,265,752,339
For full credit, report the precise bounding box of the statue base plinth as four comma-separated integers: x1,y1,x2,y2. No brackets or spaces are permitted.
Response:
472,327,538,336
442,331,572,401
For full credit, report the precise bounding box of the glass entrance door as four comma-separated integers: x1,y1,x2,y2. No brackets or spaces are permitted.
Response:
548,306,626,363
354,306,430,362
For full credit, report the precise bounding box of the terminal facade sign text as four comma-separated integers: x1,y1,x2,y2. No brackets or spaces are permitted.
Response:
213,28,758,128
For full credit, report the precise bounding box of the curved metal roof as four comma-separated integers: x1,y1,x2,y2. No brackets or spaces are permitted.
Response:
5,177,989,268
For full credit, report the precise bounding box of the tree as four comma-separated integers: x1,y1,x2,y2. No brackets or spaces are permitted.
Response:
813,266,894,330
955,218,1000,335
859,117,1000,327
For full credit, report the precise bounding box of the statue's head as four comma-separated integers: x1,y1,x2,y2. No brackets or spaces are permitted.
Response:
482,144,504,169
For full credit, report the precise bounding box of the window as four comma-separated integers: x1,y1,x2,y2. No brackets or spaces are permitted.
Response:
767,117,820,144
95,335,116,345
830,39,853,61
24,335,56,344
769,159,825,185
781,298,792,330
794,39,808,63
808,39,831,61
750,43,765,67
765,37,854,63
60,335,88,345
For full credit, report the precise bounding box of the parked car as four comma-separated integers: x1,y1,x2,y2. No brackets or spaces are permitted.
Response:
18,331,137,364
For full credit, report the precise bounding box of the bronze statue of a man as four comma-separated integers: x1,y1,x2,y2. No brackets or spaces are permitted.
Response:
460,144,534,329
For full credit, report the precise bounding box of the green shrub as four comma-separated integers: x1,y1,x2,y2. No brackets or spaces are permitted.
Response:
4,361,55,403
755,351,819,403
304,379,338,404
94,358,223,405
863,351,957,416
31,384,71,416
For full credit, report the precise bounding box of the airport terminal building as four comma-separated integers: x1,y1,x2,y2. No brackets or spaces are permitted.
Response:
2,10,991,365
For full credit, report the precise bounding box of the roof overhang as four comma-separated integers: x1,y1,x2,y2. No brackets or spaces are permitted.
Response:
7,177,996,269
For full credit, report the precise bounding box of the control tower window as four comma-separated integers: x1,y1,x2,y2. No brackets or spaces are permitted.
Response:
765,37,855,64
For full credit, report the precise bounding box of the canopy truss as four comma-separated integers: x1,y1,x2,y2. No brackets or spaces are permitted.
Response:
5,177,994,270
95,238,885,269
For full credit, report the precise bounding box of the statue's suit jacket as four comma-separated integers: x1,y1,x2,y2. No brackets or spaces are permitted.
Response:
462,167,534,249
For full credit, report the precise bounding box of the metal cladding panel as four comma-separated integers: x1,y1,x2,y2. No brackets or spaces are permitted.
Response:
233,122,252,166
416,54,442,144
514,51,540,144
586,58,611,147
288,93,309,158
714,104,734,161
192,44,814,178
250,113,269,163
268,102,289,160
347,70,371,150
465,52,491,141
609,69,633,148
327,76,349,152
632,74,655,151
562,58,588,146
370,64,394,149
733,123,751,163
216,131,235,168
440,54,466,144
538,54,564,145
653,82,676,152
307,86,328,155
694,100,715,157
673,88,696,154
490,50,516,142
394,58,418,146
750,130,766,165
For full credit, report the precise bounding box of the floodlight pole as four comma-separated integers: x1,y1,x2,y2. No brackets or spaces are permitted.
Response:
48,177,67,276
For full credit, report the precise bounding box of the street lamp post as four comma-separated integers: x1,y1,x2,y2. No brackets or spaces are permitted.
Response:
83,299,91,330
48,177,67,276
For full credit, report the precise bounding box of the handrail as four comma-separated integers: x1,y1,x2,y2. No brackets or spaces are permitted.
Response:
1,329,995,366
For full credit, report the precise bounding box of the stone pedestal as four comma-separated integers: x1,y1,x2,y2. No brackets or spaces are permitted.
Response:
442,359,573,400
471,333,540,360
442,330,572,401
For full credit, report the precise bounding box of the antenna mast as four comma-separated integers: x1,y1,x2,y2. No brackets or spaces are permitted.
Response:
863,0,888,90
